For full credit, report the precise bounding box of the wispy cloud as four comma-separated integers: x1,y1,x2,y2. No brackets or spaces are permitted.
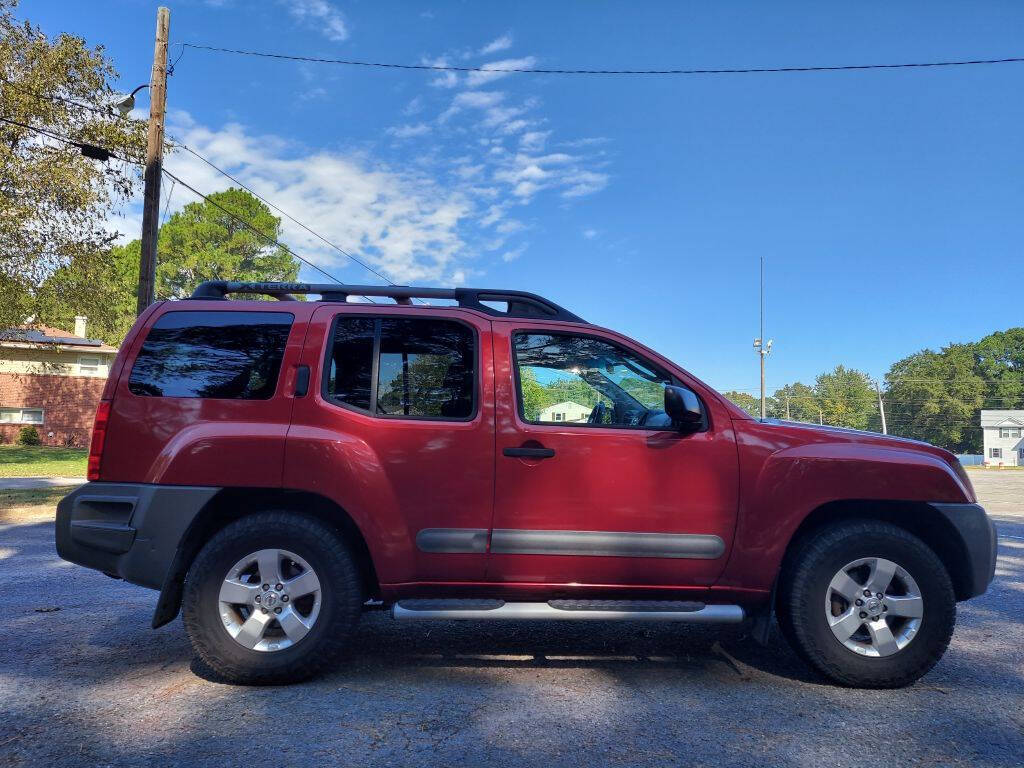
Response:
282,0,348,42
502,243,527,262
466,57,537,88
386,123,432,139
582,228,599,239
423,56,459,89
480,33,513,55
153,113,472,285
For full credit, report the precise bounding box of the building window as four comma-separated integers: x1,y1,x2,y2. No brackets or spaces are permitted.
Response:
999,427,1021,438
78,355,101,374
990,448,1003,459
0,407,44,424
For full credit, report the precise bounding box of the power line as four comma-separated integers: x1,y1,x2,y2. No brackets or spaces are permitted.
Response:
3,84,410,297
0,114,133,162
0,77,137,121
160,167,377,302
180,44,1024,77
170,142,413,294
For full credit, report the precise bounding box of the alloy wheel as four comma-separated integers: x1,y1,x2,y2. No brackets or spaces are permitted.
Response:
824,556,924,658
217,548,322,652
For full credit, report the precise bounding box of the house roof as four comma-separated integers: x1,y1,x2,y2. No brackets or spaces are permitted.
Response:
980,409,1024,427
0,325,117,353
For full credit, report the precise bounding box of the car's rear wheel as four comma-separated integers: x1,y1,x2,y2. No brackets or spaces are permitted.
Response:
777,520,956,688
182,511,363,684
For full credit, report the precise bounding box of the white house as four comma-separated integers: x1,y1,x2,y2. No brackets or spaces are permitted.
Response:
538,401,592,424
981,409,1024,466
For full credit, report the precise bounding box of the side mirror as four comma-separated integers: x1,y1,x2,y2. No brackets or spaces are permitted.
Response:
664,385,705,433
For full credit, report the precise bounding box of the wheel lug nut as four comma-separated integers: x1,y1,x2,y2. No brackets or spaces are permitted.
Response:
855,599,863,606
274,607,282,614
876,593,883,599
859,611,867,619
254,595,261,602
261,607,268,614
864,589,872,597
281,595,289,602
275,583,283,591
262,584,269,591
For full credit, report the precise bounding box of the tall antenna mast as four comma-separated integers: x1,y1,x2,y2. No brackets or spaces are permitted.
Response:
753,255,773,419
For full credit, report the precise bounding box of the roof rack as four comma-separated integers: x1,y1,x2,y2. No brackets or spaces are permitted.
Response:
188,281,587,323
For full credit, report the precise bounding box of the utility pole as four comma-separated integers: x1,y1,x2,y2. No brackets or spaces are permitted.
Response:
819,408,824,425
136,7,170,316
752,255,773,419
875,380,888,435
785,394,791,420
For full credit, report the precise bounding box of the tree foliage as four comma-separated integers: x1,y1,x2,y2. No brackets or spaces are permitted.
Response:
35,188,300,344
0,0,145,329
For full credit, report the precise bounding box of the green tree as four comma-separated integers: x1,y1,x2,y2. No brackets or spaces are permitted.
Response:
816,365,878,430
722,390,760,418
885,343,985,453
36,188,300,344
154,187,299,299
769,381,820,423
0,0,145,329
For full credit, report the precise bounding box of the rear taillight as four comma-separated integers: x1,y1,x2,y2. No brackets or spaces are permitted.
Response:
88,400,111,481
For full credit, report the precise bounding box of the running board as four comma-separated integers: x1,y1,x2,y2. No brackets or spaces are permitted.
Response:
392,599,745,623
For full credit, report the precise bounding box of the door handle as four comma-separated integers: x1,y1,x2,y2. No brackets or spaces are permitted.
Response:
503,446,555,459
294,365,311,397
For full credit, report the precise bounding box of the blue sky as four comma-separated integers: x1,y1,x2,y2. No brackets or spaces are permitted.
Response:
25,1,1024,394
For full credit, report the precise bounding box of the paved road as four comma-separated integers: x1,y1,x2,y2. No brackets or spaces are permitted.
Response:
1,474,1022,767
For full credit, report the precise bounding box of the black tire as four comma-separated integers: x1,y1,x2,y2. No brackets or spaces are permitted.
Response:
182,511,363,685
777,520,956,688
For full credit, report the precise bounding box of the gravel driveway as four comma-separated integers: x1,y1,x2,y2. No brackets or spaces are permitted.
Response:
1,472,1021,767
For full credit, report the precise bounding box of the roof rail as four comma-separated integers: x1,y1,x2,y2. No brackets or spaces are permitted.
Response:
188,281,587,323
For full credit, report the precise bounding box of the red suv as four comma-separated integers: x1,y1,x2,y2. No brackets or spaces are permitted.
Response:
56,281,996,687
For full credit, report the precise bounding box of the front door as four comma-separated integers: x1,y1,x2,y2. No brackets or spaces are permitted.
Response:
489,322,739,592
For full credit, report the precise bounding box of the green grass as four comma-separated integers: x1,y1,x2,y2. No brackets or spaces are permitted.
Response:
0,445,88,478
0,487,71,522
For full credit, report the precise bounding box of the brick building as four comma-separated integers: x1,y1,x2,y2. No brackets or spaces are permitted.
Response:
0,317,117,447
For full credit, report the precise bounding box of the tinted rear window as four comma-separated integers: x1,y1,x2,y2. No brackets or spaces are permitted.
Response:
128,311,293,399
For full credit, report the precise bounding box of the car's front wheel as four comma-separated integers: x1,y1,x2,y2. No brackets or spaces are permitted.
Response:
182,511,363,684
777,520,956,688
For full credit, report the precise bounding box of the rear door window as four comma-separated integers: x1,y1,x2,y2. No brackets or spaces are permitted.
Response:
128,311,293,399
324,316,475,420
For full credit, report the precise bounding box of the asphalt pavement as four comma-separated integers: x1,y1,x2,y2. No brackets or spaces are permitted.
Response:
1,471,1021,767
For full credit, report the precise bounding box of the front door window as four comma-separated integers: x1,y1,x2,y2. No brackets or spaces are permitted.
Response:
513,332,675,429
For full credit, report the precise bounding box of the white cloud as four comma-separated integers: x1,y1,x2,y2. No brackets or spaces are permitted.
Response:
582,228,598,239
480,33,513,55
466,57,537,88
501,243,527,262
156,114,474,285
282,0,348,42
424,57,459,89
386,123,432,139
519,131,550,152
403,96,424,116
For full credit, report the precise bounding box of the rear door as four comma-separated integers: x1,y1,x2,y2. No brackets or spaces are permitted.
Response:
488,321,740,591
285,307,495,586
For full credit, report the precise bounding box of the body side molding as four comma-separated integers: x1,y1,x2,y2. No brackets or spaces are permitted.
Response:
415,528,726,559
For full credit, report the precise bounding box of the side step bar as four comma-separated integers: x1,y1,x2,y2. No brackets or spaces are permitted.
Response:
392,599,745,623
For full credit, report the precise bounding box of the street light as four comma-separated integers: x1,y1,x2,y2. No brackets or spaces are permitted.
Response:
113,84,149,116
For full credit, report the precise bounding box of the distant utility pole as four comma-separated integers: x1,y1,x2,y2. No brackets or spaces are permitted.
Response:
875,380,888,435
785,394,791,420
819,408,824,425
136,6,170,316
752,255,773,419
